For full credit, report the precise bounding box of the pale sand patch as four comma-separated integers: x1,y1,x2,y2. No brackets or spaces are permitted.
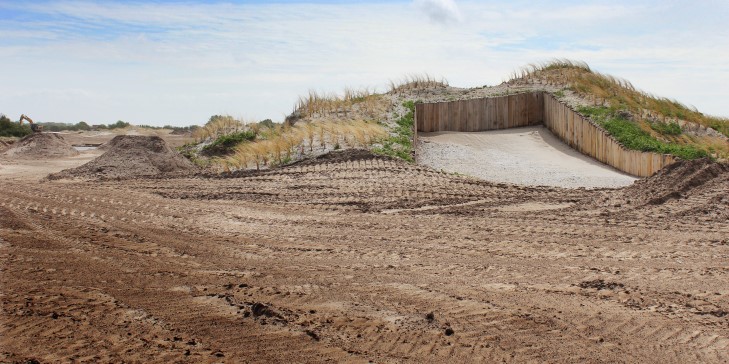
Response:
0,151,101,182
416,125,637,188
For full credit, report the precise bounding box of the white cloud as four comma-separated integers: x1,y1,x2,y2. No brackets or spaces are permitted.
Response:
0,1,728,124
414,0,462,24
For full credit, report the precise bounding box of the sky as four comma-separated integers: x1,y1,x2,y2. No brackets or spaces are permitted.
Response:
1,0,728,126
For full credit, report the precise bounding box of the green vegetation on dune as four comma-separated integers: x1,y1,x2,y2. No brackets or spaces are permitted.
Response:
649,121,682,136
372,100,415,162
577,106,709,160
201,130,256,156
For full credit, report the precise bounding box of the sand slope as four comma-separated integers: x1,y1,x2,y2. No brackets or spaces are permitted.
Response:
417,126,637,188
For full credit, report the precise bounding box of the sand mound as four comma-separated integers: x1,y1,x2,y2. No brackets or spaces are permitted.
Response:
97,136,124,150
597,158,729,221
48,135,197,180
3,133,79,158
295,149,394,165
617,158,728,206
0,140,8,152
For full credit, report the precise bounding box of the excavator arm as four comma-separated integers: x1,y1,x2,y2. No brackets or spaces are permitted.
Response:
19,114,43,132
19,114,34,125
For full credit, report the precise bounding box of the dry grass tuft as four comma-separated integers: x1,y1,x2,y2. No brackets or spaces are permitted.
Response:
388,74,449,94
293,87,386,120
509,59,729,141
218,120,387,171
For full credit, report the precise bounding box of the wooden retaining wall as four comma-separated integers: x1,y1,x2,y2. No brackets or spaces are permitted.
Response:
414,92,676,177
415,92,544,132
542,93,675,177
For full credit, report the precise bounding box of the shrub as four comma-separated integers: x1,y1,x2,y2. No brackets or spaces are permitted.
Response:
202,130,256,156
109,120,130,129
650,121,682,136
0,114,32,137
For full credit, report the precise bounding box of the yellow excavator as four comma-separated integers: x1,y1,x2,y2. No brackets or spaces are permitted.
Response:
19,114,43,133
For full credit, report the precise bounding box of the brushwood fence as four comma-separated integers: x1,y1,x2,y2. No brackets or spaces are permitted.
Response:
414,92,675,177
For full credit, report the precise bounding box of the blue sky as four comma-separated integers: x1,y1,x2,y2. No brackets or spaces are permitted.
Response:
1,0,728,125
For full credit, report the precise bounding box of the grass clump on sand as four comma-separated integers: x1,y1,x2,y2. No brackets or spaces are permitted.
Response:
578,106,709,160
372,101,415,162
388,74,448,94
292,88,385,120
202,130,256,156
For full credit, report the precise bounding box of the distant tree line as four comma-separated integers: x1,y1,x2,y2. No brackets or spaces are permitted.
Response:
0,114,31,137
0,113,258,138
38,121,93,132
0,115,136,136
136,124,200,133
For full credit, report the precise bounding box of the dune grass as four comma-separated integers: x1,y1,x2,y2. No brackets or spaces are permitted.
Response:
507,59,728,159
217,120,388,171
511,59,729,139
293,87,385,120
388,74,448,94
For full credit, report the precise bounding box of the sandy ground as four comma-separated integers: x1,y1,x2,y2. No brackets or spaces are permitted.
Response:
417,126,637,188
0,131,193,182
0,150,101,181
58,130,194,148
1,152,727,363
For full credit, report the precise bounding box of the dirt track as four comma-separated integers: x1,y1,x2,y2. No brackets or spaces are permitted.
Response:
1,153,728,363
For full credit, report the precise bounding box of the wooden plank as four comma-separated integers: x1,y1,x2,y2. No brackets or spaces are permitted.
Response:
519,93,529,127
450,101,460,132
460,99,471,132
475,98,483,131
420,103,427,132
439,101,448,132
508,95,516,128
430,103,438,133
486,97,497,130
473,98,482,132
500,96,509,129
514,94,524,127
536,92,544,123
